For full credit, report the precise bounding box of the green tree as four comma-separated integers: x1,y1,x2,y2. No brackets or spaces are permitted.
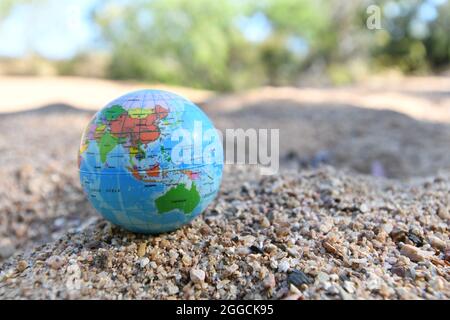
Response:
93,0,333,90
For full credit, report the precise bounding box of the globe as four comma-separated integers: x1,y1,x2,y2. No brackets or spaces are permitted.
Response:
78,89,223,234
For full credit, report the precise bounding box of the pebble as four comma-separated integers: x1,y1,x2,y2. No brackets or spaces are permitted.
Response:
225,264,239,276
139,257,149,268
0,239,15,259
428,236,446,251
182,255,192,266
277,259,290,272
240,235,256,246
190,268,206,284
391,265,408,278
390,227,407,243
263,273,276,289
319,219,333,233
407,232,423,247
437,207,449,220
260,217,270,228
360,203,369,213
249,245,264,254
46,255,64,270
381,223,393,234
0,131,449,301
167,283,179,295
137,243,147,257
316,272,330,283
322,241,344,258
16,260,28,272
288,270,312,287
400,244,429,262
343,281,355,294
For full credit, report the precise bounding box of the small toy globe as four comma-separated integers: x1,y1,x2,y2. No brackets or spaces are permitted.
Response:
78,90,223,233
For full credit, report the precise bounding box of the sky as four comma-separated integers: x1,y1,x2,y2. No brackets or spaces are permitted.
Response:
0,0,446,60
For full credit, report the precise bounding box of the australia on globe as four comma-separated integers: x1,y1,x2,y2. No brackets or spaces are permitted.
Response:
78,89,223,233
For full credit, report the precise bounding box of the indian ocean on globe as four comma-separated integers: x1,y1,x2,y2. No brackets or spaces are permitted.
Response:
78,90,223,234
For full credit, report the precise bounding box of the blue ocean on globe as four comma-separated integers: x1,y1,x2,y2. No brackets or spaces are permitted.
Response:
78,89,223,233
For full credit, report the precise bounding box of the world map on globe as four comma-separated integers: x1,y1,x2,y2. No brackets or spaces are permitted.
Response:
78,90,223,233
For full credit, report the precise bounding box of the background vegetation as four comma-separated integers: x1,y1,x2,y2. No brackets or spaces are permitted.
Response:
0,0,449,91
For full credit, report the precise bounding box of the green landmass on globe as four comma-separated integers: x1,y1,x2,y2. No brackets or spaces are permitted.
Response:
155,183,200,214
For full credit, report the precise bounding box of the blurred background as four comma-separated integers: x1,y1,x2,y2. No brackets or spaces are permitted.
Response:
0,0,449,90
0,0,450,261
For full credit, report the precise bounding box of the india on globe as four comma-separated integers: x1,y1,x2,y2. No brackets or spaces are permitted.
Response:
78,89,223,233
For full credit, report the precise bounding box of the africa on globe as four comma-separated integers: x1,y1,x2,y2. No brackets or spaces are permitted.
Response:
78,89,223,234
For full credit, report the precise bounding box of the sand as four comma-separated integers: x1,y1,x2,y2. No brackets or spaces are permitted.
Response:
0,77,449,299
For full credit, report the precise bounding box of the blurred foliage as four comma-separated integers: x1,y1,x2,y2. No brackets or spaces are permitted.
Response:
93,0,335,90
1,0,449,90
94,0,248,90
369,0,450,73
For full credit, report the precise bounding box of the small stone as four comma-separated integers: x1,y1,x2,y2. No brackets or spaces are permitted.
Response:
390,227,407,243
319,219,333,233
381,223,393,234
199,225,211,235
360,203,369,213
391,265,407,277
139,257,149,268
270,259,278,270
400,244,429,262
236,247,250,256
285,247,299,258
249,245,264,254
316,272,330,283
53,217,66,228
437,207,449,220
182,255,192,266
260,217,270,228
407,231,423,247
277,259,290,272
225,264,239,276
289,283,301,295
16,260,28,272
338,285,352,300
190,268,206,284
137,243,147,257
430,277,445,291
343,281,355,294
288,270,312,287
276,227,290,237
46,255,64,270
282,293,302,300
263,273,276,289
167,282,179,295
14,224,28,238
86,240,102,250
0,239,15,259
240,235,256,246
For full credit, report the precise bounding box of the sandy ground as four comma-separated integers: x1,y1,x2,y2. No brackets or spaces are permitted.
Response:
1,75,450,122
0,76,449,299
